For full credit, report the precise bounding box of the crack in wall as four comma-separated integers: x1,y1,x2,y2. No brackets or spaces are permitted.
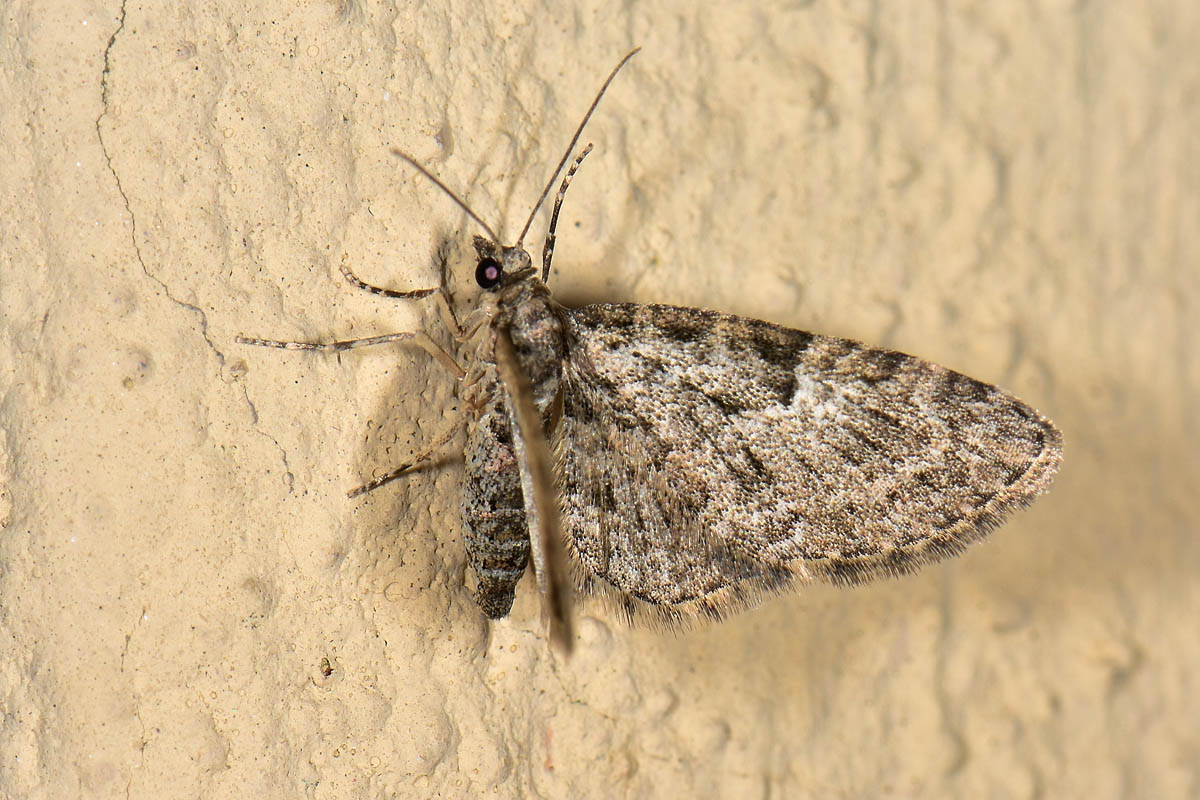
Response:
95,0,293,491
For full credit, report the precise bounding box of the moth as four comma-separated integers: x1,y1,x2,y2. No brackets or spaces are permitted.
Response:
239,50,1063,652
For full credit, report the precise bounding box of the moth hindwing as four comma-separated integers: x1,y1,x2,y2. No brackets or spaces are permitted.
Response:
238,49,1062,645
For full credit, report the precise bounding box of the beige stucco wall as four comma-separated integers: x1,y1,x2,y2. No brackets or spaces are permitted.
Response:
1,1,1196,797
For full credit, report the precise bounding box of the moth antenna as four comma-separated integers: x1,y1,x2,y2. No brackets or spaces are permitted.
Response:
494,326,575,655
390,148,501,243
541,143,593,283
515,47,640,248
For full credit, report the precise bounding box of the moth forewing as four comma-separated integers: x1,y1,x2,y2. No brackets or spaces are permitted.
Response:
494,324,574,654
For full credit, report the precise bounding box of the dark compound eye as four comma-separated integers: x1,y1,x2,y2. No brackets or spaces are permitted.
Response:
475,257,503,289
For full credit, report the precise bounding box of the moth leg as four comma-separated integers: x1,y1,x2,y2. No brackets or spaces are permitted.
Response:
432,295,489,345
338,256,486,346
236,330,465,380
451,307,491,343
541,143,593,283
435,292,466,340
337,257,439,301
457,361,493,415
346,421,462,498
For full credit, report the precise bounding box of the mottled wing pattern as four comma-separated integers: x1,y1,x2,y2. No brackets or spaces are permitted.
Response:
555,303,1062,623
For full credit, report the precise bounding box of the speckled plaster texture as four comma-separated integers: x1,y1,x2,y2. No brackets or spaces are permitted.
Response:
1,1,1197,798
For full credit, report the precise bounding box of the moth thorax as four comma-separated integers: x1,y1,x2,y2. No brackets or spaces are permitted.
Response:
503,292,568,415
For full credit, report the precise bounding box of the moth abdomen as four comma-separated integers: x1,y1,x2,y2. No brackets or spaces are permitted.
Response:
468,525,529,619
462,401,531,619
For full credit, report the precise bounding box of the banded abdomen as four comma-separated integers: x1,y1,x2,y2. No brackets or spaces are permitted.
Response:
461,392,530,618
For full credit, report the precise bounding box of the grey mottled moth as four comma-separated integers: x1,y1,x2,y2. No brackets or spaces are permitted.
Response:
239,50,1063,652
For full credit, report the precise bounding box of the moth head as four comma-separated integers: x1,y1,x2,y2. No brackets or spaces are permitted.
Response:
473,235,534,292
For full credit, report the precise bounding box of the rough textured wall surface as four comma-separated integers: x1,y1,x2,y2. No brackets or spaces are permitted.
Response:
1,1,1196,798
